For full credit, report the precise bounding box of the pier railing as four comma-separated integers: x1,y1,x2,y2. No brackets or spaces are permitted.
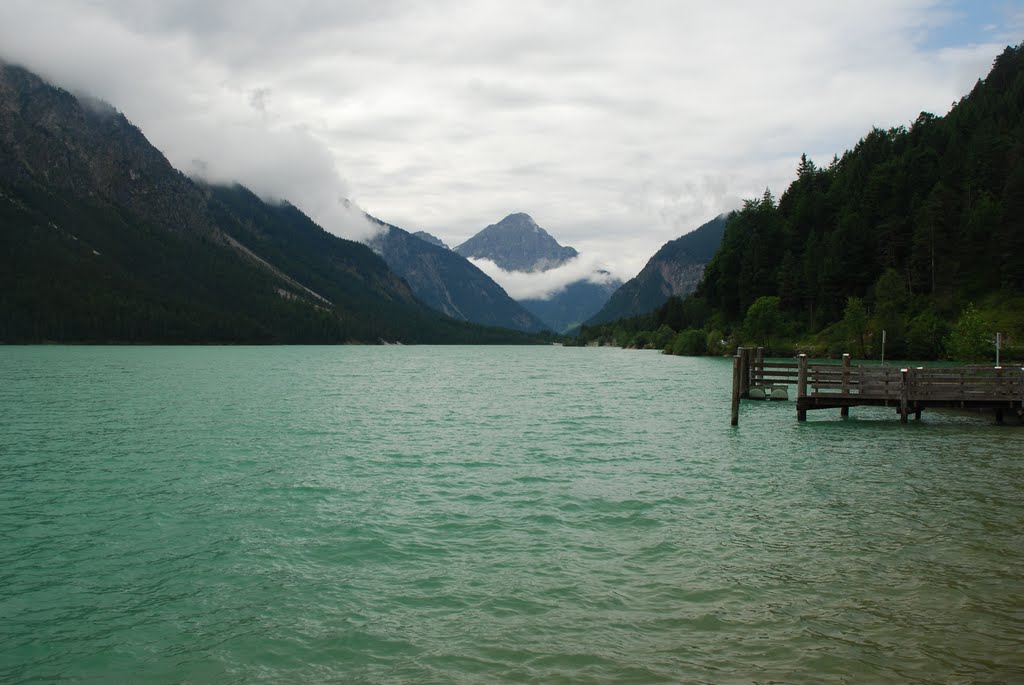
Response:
730,347,1024,425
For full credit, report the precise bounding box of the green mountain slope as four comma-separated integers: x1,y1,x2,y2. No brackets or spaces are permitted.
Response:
0,62,541,344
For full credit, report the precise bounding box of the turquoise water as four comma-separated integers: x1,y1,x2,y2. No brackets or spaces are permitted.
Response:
1,345,1022,683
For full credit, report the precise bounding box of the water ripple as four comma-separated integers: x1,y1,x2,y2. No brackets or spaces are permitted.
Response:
1,346,1022,683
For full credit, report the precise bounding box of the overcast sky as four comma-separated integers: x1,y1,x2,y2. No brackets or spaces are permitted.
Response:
1,1,1021,292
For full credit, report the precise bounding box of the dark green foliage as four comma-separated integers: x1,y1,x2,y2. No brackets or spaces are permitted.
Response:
743,296,782,349
906,307,950,360
692,44,1024,358
841,297,869,357
945,304,993,362
574,43,1024,361
669,329,707,356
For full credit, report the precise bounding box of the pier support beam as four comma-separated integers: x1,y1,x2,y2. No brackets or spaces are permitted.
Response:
731,354,741,426
900,368,909,424
755,347,764,388
840,354,851,418
797,354,808,422
737,347,752,399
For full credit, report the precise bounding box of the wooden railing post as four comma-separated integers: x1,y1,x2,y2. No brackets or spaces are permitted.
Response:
900,368,909,423
742,347,752,398
755,347,764,387
797,354,808,421
731,354,741,426
921,366,929,419
995,367,1004,424
840,353,851,418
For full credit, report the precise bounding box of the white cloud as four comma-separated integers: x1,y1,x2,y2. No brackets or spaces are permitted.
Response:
469,254,619,301
0,0,1016,273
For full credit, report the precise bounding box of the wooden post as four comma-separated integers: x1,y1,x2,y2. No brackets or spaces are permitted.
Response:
840,353,851,418
797,354,808,421
743,347,753,398
900,368,909,424
731,354,741,426
755,347,764,387
995,366,1004,424
914,367,923,420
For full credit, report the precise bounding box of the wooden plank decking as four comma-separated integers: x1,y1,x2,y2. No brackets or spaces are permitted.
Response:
730,347,1024,425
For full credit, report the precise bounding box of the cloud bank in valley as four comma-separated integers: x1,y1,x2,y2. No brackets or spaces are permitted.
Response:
468,254,620,301
0,0,1020,279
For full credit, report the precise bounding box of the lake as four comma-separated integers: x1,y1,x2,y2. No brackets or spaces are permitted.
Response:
1,345,1022,683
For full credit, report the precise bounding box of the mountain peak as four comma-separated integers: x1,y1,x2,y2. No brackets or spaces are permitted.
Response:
454,213,578,272
503,212,537,226
412,231,449,249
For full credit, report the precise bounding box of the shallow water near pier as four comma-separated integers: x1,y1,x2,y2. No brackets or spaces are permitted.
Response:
2,345,1022,683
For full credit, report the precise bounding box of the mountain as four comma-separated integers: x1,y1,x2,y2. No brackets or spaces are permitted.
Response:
586,214,728,325
519,276,622,333
369,222,550,332
454,213,578,271
0,62,541,344
576,43,1024,361
453,212,620,331
413,231,448,249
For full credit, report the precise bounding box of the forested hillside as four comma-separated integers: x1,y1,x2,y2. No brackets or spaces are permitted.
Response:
577,43,1024,361
0,62,545,344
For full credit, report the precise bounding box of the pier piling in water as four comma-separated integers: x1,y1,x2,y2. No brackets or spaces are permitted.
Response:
731,355,741,426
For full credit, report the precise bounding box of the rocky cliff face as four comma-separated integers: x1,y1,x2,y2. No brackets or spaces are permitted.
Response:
454,213,578,272
586,214,729,325
0,65,225,241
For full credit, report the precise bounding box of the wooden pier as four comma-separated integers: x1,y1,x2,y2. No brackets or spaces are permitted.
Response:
730,347,1024,425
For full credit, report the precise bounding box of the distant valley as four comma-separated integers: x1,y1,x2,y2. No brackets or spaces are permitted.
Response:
429,212,627,333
